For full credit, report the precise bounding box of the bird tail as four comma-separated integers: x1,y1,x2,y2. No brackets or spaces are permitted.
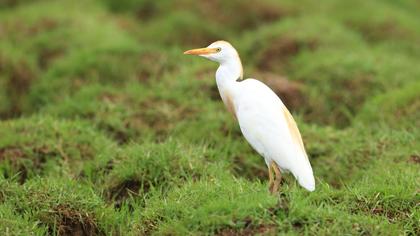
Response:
296,169,315,191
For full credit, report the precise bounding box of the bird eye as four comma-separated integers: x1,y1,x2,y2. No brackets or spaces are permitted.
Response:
216,47,221,52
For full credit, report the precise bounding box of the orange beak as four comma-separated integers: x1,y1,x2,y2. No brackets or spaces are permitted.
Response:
184,47,218,55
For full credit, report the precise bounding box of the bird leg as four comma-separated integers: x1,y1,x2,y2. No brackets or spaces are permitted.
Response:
268,165,274,193
271,162,282,193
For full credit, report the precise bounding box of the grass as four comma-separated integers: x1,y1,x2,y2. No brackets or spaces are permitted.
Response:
0,0,419,235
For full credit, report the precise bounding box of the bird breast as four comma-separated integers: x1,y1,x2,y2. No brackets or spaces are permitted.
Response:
219,89,237,119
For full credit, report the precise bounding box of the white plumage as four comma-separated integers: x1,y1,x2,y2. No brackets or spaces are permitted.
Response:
184,40,315,192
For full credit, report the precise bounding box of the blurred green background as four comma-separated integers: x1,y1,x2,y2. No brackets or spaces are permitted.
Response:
0,0,419,235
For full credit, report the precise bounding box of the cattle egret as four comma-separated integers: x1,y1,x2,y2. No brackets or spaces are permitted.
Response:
184,41,315,193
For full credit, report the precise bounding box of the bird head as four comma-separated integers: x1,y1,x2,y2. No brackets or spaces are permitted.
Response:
184,40,240,64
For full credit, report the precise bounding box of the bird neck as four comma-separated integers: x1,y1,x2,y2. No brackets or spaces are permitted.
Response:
215,60,243,118
215,59,243,90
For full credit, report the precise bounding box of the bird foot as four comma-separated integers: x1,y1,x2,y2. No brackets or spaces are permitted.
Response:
268,162,281,194
270,183,279,194
268,182,274,194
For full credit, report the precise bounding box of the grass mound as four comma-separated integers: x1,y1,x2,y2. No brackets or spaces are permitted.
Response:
29,44,181,111
0,116,116,183
241,16,364,73
0,202,49,235
356,81,420,130
0,55,38,118
303,123,418,187
290,48,378,127
289,46,420,127
103,141,218,206
331,0,420,47
0,0,160,115
101,0,288,32
0,177,116,235
139,175,277,235
42,83,198,143
345,162,419,232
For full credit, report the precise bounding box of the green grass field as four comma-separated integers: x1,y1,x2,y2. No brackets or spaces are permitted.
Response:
0,0,419,235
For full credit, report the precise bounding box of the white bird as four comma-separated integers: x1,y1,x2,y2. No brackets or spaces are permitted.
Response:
184,40,315,193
